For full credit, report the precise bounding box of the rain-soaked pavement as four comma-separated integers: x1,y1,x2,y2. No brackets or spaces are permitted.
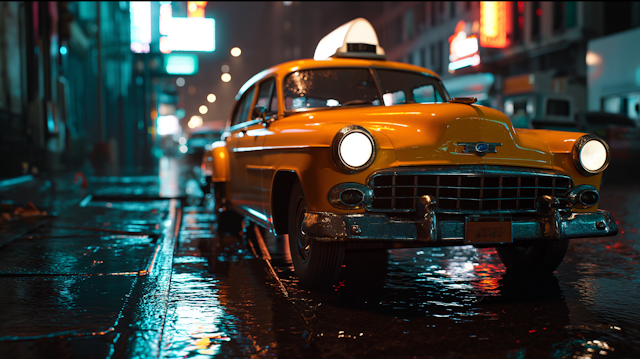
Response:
0,155,639,358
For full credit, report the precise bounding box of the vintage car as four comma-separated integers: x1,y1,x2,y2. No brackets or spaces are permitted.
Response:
204,19,617,287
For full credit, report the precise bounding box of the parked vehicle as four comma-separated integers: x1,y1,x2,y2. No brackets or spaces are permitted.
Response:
204,19,618,288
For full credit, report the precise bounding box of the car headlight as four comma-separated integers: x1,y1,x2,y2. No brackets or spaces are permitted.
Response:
572,134,610,176
332,125,376,173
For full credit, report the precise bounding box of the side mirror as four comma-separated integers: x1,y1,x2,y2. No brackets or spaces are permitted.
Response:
252,107,266,120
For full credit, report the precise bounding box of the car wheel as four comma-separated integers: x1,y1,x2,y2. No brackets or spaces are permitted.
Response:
496,239,569,274
288,181,345,288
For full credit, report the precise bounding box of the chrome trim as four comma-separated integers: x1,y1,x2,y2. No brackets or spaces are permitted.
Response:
567,184,599,208
458,142,502,156
331,125,377,174
328,182,373,209
232,145,328,153
572,134,610,176
416,195,437,241
301,195,618,244
365,165,574,214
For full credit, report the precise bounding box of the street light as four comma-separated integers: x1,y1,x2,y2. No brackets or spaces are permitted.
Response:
207,94,216,103
230,47,241,57
199,105,208,114
221,73,231,82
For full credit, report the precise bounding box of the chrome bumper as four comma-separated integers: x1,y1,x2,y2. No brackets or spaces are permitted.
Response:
302,195,618,244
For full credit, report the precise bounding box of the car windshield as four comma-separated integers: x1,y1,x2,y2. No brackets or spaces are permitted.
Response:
284,68,381,111
374,68,449,105
283,67,449,111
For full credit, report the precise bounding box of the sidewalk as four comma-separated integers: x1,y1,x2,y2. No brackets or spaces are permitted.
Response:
0,157,193,357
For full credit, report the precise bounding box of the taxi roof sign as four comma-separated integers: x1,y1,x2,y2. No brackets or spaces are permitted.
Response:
313,18,386,61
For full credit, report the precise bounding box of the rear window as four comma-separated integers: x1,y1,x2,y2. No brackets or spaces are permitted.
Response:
546,99,570,116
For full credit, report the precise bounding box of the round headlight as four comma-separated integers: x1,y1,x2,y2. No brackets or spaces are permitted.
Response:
573,135,610,176
332,125,376,173
340,132,373,167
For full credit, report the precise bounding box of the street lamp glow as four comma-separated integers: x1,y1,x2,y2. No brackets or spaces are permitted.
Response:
230,47,241,57
207,94,216,103
221,64,229,73
221,73,231,82
199,105,208,114
188,115,203,128
176,77,185,87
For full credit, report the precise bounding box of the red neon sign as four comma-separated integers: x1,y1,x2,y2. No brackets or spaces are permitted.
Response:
480,2,510,48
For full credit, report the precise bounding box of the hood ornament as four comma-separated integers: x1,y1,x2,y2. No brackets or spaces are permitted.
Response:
458,142,502,157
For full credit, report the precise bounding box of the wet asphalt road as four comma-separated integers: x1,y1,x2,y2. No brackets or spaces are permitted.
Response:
0,155,639,358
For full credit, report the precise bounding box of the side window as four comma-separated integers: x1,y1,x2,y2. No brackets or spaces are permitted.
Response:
254,78,277,118
231,86,256,126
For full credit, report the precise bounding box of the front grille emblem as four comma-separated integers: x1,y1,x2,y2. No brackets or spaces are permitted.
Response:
458,142,502,157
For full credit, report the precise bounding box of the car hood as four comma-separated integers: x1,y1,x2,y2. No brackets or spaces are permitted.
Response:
304,103,554,169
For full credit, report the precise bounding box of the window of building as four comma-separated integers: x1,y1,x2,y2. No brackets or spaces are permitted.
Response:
531,2,541,39
406,9,414,40
420,47,427,68
566,2,577,28
512,1,525,44
430,43,436,70
553,2,564,33
430,2,437,26
466,1,471,11
416,2,426,32
450,2,456,18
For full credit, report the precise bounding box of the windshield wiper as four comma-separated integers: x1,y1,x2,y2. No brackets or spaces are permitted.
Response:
341,99,370,106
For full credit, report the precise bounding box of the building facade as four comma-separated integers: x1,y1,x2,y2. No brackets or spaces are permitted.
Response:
370,1,640,120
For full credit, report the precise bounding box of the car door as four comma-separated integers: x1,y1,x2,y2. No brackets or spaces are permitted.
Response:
227,85,260,215
228,79,278,224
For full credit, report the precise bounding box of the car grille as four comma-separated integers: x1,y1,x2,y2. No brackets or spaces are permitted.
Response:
367,167,573,213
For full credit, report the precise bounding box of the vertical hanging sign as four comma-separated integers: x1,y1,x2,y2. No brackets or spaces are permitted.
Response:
480,2,510,48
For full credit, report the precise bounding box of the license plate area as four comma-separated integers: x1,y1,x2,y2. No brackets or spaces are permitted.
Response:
465,217,512,245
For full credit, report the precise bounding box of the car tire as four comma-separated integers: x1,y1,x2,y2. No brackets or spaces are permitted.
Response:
288,181,345,288
496,239,569,274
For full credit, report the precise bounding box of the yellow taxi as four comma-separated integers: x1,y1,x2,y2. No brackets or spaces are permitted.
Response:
204,19,617,287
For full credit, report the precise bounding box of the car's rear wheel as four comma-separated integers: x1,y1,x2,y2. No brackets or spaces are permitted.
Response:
288,181,345,288
496,239,569,274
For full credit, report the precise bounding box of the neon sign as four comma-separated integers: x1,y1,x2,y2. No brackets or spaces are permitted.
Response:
448,21,480,71
130,2,151,53
480,2,510,48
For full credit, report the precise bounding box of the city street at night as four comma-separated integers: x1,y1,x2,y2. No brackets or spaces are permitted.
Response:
2,1,640,358
0,155,639,358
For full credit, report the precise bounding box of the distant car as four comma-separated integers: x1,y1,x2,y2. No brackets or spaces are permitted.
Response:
575,111,640,157
504,92,578,130
205,19,618,287
186,128,222,163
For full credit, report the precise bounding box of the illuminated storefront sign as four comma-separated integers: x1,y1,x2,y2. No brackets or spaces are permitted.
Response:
480,2,510,48
165,54,199,75
132,1,215,54
448,21,480,71
167,17,215,52
130,2,151,53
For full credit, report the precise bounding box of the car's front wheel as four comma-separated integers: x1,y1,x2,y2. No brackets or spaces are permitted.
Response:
288,181,345,288
496,239,569,274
